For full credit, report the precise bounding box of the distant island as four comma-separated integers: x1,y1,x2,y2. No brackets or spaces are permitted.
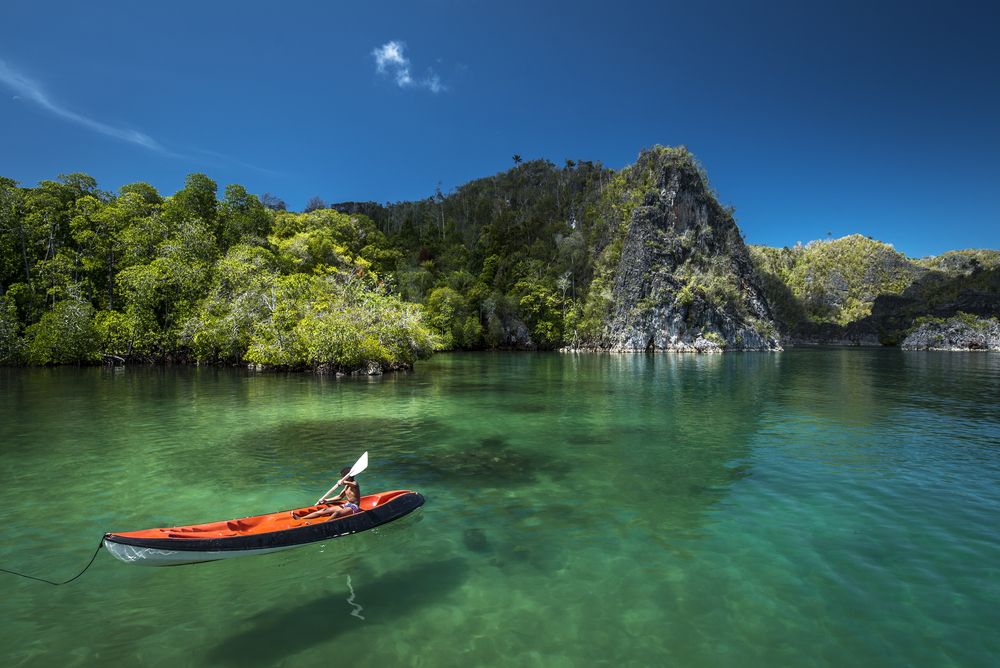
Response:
1,146,997,371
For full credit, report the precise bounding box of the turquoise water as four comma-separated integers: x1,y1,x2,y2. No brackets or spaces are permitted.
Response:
1,350,998,666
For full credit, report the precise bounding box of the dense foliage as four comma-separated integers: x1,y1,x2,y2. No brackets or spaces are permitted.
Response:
349,145,738,348
3,148,996,366
334,155,617,348
2,148,708,366
0,174,435,370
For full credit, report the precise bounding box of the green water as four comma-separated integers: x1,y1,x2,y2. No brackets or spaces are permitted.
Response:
1,350,998,667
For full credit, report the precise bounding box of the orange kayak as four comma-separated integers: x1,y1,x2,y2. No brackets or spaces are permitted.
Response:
103,490,424,566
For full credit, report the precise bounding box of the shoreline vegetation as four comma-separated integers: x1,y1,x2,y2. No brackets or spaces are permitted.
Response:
2,146,998,371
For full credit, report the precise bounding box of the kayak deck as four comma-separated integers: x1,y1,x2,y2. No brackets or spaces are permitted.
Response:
109,490,414,541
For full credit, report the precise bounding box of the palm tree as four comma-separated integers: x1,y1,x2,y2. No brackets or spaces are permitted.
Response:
512,154,522,165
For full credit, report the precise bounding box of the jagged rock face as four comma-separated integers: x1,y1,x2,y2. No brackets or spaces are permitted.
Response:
901,316,1000,350
791,266,1000,346
491,314,534,349
595,161,781,352
797,239,920,321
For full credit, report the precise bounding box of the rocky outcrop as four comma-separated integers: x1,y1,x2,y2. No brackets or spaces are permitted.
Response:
750,236,1000,347
579,148,781,352
748,236,925,337
916,249,1000,274
901,315,1000,350
487,312,534,349
480,294,535,349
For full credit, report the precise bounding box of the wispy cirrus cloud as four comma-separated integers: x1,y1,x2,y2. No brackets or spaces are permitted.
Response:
1,58,278,174
372,41,446,93
0,58,173,155
189,147,281,177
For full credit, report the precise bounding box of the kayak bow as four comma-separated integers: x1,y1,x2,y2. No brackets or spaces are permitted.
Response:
103,490,424,567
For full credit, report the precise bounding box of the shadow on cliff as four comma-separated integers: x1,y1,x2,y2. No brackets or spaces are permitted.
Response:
206,557,469,666
783,266,1000,345
867,266,1000,343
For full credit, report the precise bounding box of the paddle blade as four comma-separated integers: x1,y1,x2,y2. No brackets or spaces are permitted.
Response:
348,451,369,477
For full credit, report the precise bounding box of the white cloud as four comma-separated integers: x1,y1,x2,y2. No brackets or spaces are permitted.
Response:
0,58,173,155
426,73,444,94
371,41,447,93
373,41,408,73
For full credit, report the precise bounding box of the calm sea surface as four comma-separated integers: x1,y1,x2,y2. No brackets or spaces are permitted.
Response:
1,350,998,667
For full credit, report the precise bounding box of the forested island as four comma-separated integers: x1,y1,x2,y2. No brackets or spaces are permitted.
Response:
2,146,998,371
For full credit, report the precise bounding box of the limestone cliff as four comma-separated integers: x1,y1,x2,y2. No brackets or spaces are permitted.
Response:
751,239,1000,346
576,148,781,352
749,236,923,332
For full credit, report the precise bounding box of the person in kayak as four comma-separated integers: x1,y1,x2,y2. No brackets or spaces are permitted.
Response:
292,467,361,520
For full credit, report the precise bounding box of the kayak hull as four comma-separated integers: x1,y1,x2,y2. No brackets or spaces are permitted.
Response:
103,489,424,567
102,541,302,566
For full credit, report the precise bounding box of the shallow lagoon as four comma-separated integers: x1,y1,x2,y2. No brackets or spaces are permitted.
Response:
1,349,998,666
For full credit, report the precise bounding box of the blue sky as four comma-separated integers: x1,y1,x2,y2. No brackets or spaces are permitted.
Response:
1,0,997,257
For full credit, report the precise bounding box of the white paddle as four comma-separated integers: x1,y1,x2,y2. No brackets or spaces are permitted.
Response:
315,451,369,504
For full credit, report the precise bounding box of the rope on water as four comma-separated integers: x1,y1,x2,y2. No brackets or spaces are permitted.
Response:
0,538,104,586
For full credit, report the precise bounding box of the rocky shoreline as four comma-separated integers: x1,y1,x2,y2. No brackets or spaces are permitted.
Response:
900,315,1000,351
